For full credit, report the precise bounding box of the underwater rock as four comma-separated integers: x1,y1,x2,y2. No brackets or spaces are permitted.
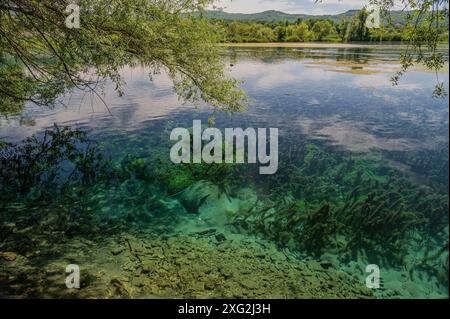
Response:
319,253,339,269
240,278,259,290
402,282,423,298
218,266,234,279
80,271,98,288
178,181,252,227
165,199,186,214
319,260,334,270
215,233,227,242
236,188,258,210
0,252,17,261
0,231,375,299
382,280,406,297
110,278,132,298
111,248,125,256
306,260,325,272
193,228,217,237
3,223,16,231
179,181,218,214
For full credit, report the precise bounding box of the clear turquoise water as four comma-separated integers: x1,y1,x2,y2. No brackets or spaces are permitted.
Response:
0,46,448,298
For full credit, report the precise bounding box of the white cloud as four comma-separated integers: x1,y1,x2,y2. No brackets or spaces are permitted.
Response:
213,0,370,15
212,0,298,13
230,59,336,90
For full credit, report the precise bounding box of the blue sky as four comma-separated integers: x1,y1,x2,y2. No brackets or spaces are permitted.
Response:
213,0,370,15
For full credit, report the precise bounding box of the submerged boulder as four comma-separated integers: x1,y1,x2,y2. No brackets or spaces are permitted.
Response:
177,181,260,232
0,252,17,262
178,181,219,214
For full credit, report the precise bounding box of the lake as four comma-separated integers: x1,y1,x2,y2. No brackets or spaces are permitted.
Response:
0,45,448,299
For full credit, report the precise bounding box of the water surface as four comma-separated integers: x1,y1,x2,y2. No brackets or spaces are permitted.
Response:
1,45,448,299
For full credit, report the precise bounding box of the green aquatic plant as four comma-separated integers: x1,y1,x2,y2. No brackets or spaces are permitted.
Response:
382,142,449,192
418,241,449,287
263,138,394,211
154,159,242,213
229,199,341,255
119,156,154,182
155,163,194,195
156,127,242,198
296,203,341,255
228,138,447,266
337,190,426,261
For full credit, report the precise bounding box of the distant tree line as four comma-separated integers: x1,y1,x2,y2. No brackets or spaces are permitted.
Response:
214,9,449,43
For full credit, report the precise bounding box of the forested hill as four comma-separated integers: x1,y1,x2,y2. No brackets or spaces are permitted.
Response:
202,9,448,26
200,9,448,43
203,9,358,24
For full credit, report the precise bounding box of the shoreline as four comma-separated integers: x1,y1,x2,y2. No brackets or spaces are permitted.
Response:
220,42,449,49
221,42,393,48
221,42,449,73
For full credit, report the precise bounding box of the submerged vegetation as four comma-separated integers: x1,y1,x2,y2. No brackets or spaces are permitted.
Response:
1,122,448,298
226,136,448,269
0,0,448,299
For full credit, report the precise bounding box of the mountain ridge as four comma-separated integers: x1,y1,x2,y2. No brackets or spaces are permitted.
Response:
202,9,414,25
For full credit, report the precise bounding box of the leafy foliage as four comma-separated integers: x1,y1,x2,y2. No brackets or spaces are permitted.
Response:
213,7,448,44
0,0,247,115
372,0,449,96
